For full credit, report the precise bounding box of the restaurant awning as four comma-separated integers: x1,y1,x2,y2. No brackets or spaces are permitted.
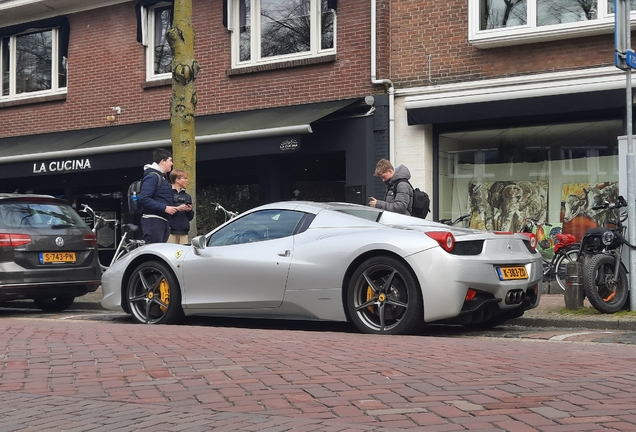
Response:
0,99,358,164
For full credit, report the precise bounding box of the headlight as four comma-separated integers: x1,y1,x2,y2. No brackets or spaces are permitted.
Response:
602,231,615,246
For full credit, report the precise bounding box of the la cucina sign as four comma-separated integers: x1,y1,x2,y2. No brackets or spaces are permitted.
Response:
33,158,92,174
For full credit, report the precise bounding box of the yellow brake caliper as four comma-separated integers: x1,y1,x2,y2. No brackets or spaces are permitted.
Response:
367,287,375,313
159,277,170,312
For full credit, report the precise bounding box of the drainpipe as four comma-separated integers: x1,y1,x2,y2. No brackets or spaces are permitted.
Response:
370,0,395,162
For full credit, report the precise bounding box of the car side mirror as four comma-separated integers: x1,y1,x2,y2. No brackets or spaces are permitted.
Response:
191,235,207,254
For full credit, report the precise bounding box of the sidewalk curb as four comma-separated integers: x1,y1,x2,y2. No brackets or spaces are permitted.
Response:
509,316,636,330
0,300,106,311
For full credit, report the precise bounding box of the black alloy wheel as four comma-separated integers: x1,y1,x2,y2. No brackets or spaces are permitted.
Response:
127,261,184,324
347,256,424,335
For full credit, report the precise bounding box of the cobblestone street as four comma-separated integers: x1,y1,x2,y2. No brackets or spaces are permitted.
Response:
1,316,636,431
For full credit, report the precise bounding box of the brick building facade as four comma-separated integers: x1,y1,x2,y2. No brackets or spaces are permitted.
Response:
389,0,630,252
0,0,391,234
2,0,631,249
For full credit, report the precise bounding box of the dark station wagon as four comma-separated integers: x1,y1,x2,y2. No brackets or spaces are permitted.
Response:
0,194,101,311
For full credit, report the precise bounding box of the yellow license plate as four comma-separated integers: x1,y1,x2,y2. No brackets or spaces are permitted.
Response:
497,266,528,280
40,252,76,263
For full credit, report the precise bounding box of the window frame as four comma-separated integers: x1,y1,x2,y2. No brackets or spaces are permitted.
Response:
468,0,636,48
207,209,305,246
143,2,173,82
0,26,66,101
229,0,336,69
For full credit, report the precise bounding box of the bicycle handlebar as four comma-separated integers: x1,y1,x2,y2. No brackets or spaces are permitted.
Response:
211,202,238,218
591,195,628,211
80,204,119,228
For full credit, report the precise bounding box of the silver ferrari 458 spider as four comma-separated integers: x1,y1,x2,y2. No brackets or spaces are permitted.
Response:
101,201,543,334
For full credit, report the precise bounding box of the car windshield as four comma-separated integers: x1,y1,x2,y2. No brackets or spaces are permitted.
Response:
0,201,88,229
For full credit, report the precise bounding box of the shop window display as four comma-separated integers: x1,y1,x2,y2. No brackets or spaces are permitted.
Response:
438,119,621,259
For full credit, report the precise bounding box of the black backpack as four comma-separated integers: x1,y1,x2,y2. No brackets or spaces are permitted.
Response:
127,172,162,215
391,179,431,219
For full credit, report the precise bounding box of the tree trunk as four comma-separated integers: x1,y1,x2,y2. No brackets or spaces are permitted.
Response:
167,0,200,238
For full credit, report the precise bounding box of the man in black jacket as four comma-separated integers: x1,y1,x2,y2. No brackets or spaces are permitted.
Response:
168,169,194,244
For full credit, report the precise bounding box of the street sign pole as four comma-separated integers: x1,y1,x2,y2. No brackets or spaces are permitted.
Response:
615,0,636,311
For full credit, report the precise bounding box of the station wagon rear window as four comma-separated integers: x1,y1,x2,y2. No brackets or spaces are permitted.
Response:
0,201,88,229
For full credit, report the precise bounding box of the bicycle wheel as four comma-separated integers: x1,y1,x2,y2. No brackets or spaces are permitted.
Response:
554,247,580,291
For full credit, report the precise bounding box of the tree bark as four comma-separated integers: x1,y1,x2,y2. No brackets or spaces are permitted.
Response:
167,0,200,238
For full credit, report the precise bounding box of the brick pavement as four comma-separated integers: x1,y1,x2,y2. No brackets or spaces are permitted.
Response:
1,316,636,431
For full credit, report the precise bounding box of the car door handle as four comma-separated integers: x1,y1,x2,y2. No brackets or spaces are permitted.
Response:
278,250,290,257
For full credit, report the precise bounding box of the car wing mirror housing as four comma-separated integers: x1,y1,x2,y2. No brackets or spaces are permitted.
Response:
191,235,207,254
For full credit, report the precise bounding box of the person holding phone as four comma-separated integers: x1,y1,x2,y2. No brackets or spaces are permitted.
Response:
168,169,194,244
368,158,413,215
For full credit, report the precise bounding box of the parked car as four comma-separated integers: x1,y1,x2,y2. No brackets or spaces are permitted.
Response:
101,201,543,334
0,194,101,311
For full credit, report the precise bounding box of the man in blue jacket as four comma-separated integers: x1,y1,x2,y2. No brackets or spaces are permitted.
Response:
139,148,188,244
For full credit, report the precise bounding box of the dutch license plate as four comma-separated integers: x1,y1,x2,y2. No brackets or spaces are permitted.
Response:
40,252,76,263
497,266,528,281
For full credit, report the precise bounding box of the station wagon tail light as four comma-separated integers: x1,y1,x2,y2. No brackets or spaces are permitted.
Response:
83,233,98,246
0,233,32,247
426,231,455,252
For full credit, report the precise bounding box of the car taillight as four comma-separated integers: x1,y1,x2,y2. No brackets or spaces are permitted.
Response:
520,232,537,250
0,233,32,247
426,231,455,252
465,288,477,301
83,233,97,246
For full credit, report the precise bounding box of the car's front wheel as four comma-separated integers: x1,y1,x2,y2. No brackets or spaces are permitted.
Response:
347,256,423,335
33,295,75,312
126,261,184,324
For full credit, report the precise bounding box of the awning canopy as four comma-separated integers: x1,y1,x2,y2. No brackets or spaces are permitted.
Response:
0,99,358,164
406,89,625,126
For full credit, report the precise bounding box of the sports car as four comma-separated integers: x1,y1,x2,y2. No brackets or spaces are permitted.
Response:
101,201,543,334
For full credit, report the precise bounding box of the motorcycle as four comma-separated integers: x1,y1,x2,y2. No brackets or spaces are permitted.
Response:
578,195,633,313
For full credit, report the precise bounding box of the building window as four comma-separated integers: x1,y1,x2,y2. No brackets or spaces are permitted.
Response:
144,3,173,80
437,119,621,243
1,27,66,99
470,0,636,47
232,0,335,68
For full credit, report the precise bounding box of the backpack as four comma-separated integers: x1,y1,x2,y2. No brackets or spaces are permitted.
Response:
392,179,431,219
127,172,162,215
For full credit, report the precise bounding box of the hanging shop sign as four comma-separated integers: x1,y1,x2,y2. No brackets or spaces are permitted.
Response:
33,158,92,174
279,138,299,152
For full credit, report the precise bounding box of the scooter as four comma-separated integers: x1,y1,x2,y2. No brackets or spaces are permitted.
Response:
577,195,633,313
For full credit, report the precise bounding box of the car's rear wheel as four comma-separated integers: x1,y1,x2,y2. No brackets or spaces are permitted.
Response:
33,295,75,312
126,261,184,324
347,256,423,335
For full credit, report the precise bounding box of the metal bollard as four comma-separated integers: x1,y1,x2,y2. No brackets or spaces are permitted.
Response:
564,261,584,309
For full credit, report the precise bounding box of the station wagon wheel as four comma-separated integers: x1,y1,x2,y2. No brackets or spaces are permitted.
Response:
126,261,184,324
347,256,423,335
33,295,75,312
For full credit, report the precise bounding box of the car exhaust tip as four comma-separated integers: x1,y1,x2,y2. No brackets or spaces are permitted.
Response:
505,290,525,305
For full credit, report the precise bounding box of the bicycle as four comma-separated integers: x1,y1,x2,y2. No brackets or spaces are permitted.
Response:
521,218,579,292
81,204,145,272
211,202,239,222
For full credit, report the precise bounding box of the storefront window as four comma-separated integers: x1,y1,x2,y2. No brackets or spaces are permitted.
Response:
438,119,621,249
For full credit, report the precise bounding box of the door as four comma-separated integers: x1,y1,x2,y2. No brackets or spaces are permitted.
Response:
182,209,304,309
